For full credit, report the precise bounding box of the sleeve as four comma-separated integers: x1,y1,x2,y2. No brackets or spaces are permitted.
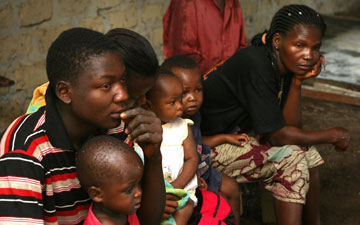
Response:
163,0,201,62
0,152,45,224
182,119,194,141
236,1,248,49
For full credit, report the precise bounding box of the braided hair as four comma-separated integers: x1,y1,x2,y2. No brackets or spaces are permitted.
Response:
106,28,159,79
251,4,326,48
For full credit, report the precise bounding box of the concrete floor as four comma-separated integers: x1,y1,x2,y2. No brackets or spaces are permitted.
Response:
319,15,360,85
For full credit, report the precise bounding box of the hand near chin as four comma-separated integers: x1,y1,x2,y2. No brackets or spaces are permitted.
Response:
295,55,324,81
330,127,350,152
121,107,163,159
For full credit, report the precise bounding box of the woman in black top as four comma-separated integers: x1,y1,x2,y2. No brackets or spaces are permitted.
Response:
200,4,350,225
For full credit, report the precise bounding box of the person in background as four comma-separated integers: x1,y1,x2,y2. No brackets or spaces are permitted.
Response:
77,135,143,225
163,0,247,75
0,28,164,225
200,4,350,225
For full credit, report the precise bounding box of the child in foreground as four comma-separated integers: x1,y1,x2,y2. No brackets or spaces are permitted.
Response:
77,135,143,225
145,71,199,225
161,55,250,225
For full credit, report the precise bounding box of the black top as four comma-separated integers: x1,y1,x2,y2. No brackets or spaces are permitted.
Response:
200,45,292,136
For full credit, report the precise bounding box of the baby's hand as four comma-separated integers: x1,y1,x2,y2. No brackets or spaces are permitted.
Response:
197,175,208,190
224,133,250,146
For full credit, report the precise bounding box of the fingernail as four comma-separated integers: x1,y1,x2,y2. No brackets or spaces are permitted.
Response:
120,112,126,118
125,128,129,134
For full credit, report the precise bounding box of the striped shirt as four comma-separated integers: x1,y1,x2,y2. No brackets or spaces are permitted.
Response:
0,89,127,225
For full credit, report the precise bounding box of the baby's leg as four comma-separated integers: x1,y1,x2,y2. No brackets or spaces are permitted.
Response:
219,175,241,225
173,200,194,225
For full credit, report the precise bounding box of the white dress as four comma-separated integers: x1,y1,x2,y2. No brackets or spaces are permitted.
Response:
161,118,198,205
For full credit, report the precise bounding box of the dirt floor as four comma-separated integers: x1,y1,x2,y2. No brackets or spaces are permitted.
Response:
240,96,360,225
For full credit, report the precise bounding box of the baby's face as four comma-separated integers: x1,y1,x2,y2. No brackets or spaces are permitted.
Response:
149,75,184,123
100,155,144,215
172,67,203,117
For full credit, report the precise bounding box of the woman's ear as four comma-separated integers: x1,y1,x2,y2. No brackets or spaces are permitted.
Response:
56,81,72,104
272,33,282,51
88,186,104,203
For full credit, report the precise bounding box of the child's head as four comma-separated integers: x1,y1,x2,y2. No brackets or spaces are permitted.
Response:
106,28,159,107
146,71,183,123
77,135,143,215
160,55,203,118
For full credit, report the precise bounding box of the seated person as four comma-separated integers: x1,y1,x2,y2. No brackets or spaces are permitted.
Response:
159,55,250,225
145,71,198,225
77,135,143,225
0,28,164,224
200,4,350,225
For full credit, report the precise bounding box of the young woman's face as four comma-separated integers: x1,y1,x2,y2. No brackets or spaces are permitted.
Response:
172,67,203,118
276,25,323,76
69,52,128,129
101,155,143,215
125,71,156,108
149,76,183,123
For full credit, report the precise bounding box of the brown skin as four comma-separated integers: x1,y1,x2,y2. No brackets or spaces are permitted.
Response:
267,25,350,151
267,25,350,225
89,151,144,225
147,74,198,223
172,66,245,225
56,52,164,225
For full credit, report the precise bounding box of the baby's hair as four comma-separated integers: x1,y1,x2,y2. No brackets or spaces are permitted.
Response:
46,27,120,92
160,55,200,73
76,135,140,191
251,4,327,47
146,69,178,101
106,28,159,79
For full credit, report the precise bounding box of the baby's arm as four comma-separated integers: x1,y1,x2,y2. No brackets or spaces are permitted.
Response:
173,200,194,225
170,126,198,189
203,133,250,148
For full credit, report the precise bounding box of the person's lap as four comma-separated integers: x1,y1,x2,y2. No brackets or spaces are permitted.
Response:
210,136,324,204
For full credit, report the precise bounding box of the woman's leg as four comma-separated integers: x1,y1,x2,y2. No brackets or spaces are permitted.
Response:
303,167,321,225
274,199,303,225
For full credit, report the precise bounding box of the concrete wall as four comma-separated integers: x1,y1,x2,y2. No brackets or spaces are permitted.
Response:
0,0,358,130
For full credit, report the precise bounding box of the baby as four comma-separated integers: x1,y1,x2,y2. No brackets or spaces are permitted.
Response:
77,135,143,225
145,71,199,225
160,55,250,225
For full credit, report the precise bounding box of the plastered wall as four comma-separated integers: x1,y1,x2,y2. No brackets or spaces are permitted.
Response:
0,0,358,129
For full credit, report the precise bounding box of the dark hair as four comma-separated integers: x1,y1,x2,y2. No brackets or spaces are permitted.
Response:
76,135,141,190
160,55,200,73
46,27,120,92
251,4,327,47
106,28,159,79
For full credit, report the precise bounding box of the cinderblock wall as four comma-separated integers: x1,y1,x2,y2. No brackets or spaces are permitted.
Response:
0,0,358,130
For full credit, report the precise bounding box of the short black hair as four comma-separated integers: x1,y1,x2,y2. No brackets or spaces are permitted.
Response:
251,4,327,46
106,28,159,79
160,55,199,74
46,27,120,92
76,135,142,191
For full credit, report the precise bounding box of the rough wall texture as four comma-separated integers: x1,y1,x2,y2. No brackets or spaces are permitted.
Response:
0,0,358,130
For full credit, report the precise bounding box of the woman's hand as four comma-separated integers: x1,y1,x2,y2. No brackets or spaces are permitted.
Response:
294,55,324,81
330,127,350,152
224,133,250,146
121,107,163,159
